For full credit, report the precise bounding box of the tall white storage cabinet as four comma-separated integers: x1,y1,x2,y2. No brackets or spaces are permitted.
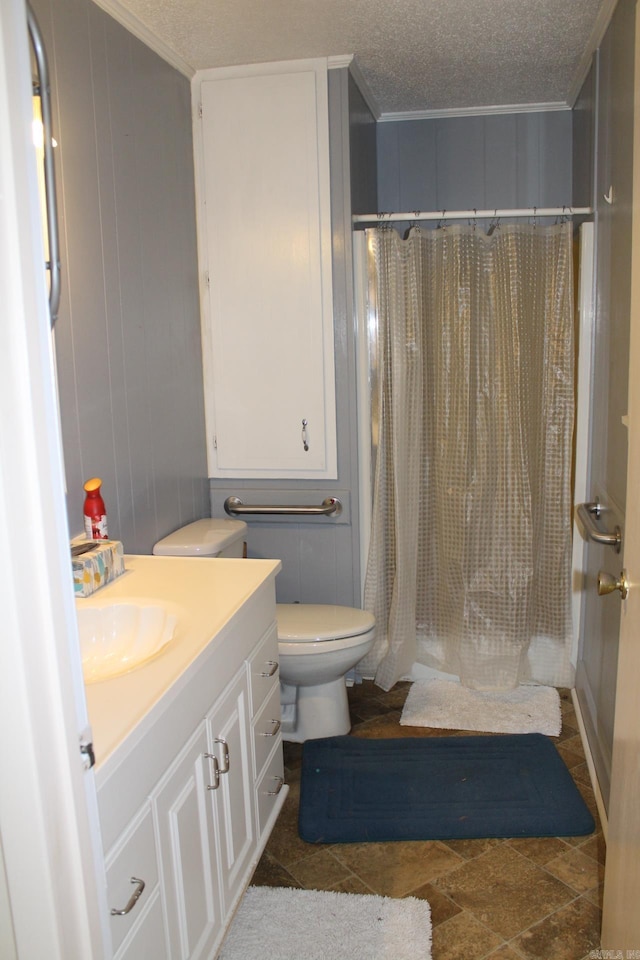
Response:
193,60,337,479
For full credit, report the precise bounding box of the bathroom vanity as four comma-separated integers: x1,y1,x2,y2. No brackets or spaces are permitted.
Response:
82,555,285,959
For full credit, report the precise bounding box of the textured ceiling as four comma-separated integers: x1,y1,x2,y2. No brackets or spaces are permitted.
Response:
111,0,610,115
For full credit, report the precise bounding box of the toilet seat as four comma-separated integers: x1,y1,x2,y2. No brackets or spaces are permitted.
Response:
276,604,375,643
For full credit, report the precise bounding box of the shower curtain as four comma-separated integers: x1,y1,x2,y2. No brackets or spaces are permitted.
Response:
360,222,575,693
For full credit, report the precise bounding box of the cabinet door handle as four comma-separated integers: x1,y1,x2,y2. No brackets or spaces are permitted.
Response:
260,719,281,738
204,753,220,790
267,776,285,796
110,877,146,916
213,737,230,774
259,660,279,678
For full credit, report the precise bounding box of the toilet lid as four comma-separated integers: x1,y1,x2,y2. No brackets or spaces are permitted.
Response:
153,518,247,557
276,604,375,642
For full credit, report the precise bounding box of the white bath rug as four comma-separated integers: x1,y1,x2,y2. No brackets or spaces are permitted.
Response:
400,679,562,736
219,886,432,960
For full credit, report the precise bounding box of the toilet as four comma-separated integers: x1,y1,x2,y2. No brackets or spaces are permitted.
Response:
152,517,247,558
153,519,375,742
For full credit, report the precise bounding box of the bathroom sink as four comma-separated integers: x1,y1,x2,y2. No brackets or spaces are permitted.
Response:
77,600,179,683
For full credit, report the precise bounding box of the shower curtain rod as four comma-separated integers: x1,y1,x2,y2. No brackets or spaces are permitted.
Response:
352,206,593,225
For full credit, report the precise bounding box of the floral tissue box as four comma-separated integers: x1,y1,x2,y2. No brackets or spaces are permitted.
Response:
72,539,125,597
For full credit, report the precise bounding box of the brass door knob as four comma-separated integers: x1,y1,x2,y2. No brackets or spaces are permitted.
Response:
597,569,629,600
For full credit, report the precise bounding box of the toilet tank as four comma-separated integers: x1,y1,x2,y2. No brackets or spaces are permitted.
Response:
152,518,247,558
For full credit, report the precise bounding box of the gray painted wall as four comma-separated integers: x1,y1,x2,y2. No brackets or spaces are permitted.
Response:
32,0,209,554
377,110,573,216
572,63,596,211
348,73,378,216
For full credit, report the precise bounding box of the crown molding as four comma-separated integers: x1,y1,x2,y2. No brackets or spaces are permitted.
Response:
90,0,195,78
327,54,353,70
378,100,571,123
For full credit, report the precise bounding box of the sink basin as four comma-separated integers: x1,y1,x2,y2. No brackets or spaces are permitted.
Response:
77,600,179,683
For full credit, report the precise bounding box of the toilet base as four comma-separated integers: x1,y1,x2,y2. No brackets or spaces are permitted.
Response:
280,678,351,743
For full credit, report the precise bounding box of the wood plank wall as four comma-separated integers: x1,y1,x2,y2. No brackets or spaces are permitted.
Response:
31,0,209,552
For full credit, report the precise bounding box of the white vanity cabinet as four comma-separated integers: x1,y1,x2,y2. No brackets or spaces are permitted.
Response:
192,59,337,480
88,556,285,960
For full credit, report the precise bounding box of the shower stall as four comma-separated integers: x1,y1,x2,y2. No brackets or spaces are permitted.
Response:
353,213,593,696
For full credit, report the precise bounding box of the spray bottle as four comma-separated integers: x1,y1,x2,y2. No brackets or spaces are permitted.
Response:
83,477,108,540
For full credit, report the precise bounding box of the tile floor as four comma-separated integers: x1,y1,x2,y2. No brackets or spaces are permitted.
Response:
251,680,603,960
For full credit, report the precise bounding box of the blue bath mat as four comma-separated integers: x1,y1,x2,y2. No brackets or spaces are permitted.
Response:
299,734,595,843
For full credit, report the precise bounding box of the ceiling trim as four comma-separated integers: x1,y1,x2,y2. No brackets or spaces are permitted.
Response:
378,101,571,123
327,55,353,70
566,0,617,105
90,0,195,78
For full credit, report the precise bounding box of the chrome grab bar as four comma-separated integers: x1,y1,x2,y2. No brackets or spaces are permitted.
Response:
576,502,622,553
224,496,342,517
27,3,61,327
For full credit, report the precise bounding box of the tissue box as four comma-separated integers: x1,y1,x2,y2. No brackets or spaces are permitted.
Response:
72,540,125,597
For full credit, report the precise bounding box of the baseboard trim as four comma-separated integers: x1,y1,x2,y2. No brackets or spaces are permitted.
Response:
571,687,608,843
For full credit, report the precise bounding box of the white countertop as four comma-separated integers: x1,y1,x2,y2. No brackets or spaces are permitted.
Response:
81,555,280,770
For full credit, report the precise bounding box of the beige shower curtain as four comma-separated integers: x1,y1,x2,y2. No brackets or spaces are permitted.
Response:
360,223,575,693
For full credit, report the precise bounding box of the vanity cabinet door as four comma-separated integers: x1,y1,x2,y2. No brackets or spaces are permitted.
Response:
206,666,255,915
154,723,223,960
194,59,337,480
105,802,163,957
114,893,167,960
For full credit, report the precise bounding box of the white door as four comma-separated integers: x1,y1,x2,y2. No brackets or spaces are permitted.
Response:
600,5,640,947
0,0,107,955
573,2,635,815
